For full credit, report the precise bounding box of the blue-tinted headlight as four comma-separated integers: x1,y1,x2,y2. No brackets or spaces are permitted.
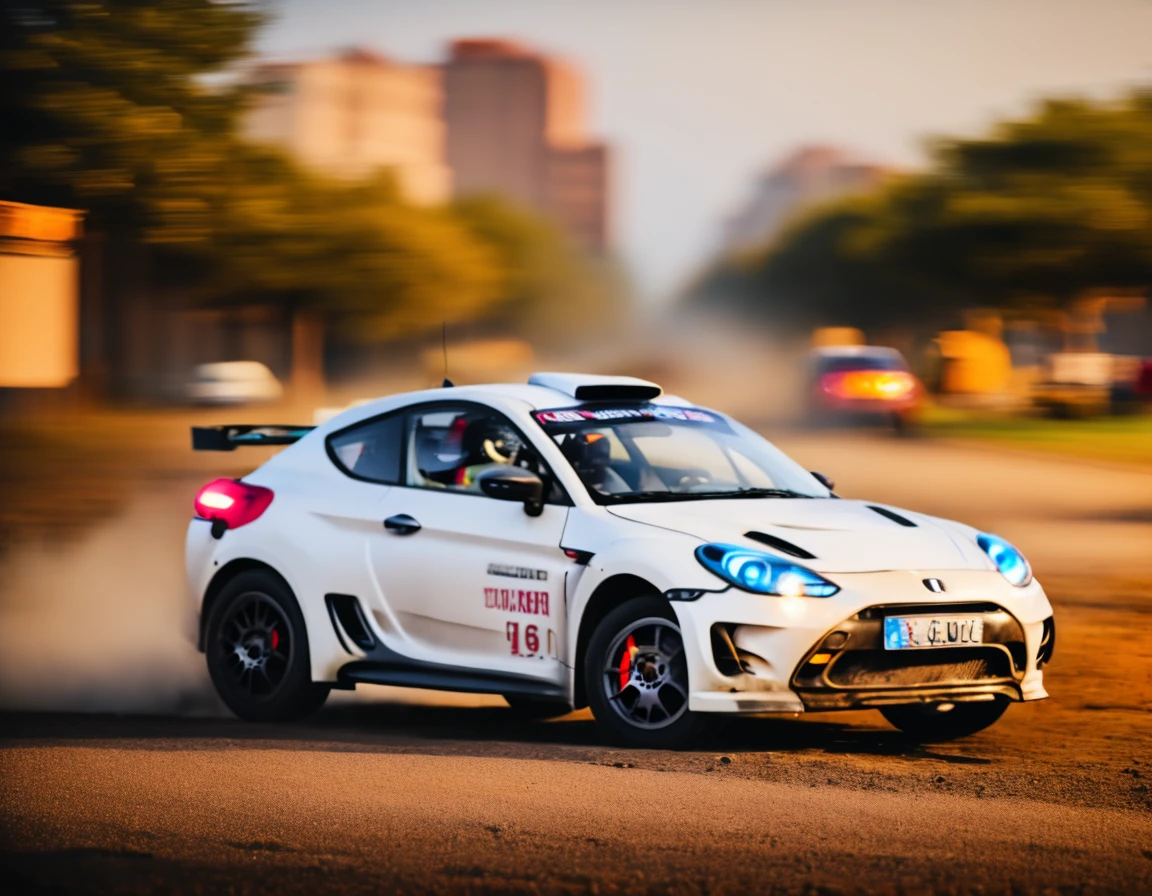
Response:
977,533,1032,587
695,544,839,597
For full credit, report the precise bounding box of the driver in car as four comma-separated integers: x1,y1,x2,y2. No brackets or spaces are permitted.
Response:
560,431,631,496
453,417,525,489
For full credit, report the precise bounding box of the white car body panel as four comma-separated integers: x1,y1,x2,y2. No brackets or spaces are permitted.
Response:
186,375,1054,717
369,488,569,686
605,500,979,573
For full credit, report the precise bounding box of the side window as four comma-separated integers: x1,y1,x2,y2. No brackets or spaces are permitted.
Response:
328,412,405,484
405,404,567,503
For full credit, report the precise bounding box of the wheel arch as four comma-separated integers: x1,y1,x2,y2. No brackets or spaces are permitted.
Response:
572,573,664,709
197,558,293,652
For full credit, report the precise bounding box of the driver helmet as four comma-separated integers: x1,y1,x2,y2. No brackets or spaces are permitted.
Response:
561,432,611,481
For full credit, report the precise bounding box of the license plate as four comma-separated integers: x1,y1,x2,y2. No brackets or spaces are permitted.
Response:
883,615,984,650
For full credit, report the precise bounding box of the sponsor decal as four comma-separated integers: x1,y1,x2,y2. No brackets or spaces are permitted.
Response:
534,409,585,424
534,405,715,426
487,563,548,581
485,587,550,617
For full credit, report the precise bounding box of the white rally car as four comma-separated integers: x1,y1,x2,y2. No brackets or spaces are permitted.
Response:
187,373,1055,747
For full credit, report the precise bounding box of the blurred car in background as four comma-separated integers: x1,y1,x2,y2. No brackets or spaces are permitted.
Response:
807,345,923,430
187,362,283,406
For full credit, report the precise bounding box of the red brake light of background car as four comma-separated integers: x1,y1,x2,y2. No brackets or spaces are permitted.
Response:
820,370,917,401
193,478,274,531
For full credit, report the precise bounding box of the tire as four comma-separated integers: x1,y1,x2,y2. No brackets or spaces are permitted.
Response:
502,694,572,719
880,697,1010,742
584,596,711,748
205,570,330,722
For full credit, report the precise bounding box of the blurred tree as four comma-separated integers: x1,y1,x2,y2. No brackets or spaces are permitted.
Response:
0,0,261,240
693,90,1152,332
452,196,630,343
861,94,1152,310
0,1,507,397
201,153,502,398
1,1,630,398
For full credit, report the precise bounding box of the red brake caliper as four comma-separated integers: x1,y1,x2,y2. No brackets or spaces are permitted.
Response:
618,635,636,690
271,629,280,651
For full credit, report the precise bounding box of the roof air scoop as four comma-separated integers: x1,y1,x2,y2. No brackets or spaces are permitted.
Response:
528,372,663,402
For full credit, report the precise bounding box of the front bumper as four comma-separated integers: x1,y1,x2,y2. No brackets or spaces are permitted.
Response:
671,569,1053,714
789,601,1032,710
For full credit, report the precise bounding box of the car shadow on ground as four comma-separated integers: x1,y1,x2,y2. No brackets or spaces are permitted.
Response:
0,704,992,766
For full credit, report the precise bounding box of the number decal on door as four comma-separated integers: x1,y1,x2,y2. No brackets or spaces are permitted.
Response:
506,622,555,658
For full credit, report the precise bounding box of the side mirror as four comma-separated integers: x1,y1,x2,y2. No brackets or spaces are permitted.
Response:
811,471,835,492
477,466,544,516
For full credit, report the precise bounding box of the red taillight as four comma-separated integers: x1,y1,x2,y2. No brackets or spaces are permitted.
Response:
821,370,917,401
194,478,274,532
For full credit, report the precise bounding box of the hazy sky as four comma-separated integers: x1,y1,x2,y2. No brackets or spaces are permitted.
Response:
257,0,1152,299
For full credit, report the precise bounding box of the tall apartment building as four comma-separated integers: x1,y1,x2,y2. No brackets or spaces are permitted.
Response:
720,146,891,256
442,40,610,252
243,49,451,205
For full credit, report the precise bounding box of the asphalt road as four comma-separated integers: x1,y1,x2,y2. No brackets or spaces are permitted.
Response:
2,431,1150,894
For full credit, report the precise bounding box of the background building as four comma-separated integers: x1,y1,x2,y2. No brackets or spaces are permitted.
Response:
443,39,610,252
719,146,891,256
0,201,82,389
244,48,451,205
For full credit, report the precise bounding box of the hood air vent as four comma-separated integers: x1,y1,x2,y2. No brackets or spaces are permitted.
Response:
744,531,816,560
867,505,918,527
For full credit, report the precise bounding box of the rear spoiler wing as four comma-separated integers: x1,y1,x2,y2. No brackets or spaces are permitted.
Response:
191,425,316,452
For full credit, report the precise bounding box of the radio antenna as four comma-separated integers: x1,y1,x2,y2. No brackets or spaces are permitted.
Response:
441,321,453,387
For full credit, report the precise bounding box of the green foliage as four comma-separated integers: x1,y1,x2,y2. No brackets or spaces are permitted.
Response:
693,90,1152,330
0,0,262,239
198,151,503,339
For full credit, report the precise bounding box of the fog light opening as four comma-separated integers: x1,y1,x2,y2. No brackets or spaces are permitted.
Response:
935,702,955,713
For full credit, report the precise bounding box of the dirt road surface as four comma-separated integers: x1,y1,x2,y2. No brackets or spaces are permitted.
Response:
2,429,1150,894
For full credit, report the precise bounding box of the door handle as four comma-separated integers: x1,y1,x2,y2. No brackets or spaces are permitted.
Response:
384,514,421,535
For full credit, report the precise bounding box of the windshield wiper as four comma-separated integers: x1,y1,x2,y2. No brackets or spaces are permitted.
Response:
690,487,814,499
604,487,813,504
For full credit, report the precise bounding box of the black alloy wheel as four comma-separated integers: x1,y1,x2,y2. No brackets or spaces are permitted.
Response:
206,570,329,722
584,596,712,748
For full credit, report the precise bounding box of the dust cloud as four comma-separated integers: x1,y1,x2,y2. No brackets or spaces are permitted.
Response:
0,481,500,714
0,488,214,714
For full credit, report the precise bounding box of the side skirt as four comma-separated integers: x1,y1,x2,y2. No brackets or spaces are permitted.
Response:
327,593,567,701
337,659,567,700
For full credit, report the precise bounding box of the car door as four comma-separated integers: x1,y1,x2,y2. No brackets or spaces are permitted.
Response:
370,402,572,686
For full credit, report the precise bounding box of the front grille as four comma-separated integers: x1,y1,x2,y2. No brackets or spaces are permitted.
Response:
826,647,1011,688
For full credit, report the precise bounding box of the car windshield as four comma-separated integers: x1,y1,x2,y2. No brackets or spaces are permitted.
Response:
532,405,831,504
